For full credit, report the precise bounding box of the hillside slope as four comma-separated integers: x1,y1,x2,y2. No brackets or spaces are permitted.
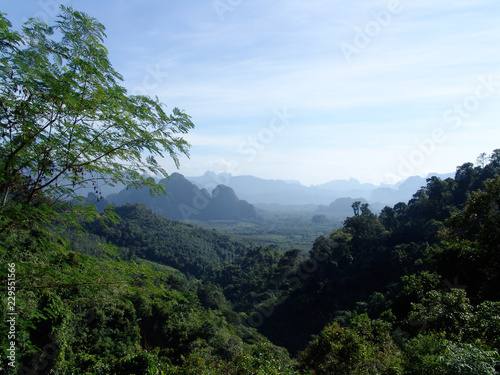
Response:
85,203,251,277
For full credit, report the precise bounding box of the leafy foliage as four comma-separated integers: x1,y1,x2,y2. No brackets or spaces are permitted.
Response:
213,246,290,313
0,7,194,234
430,176,500,302
297,318,403,375
402,333,500,375
84,203,250,278
0,228,289,374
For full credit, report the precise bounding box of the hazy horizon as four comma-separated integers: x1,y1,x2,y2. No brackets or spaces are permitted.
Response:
184,168,456,188
3,1,499,185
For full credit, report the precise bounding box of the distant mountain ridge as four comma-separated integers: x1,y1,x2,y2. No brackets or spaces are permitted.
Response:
99,171,456,220
107,173,257,222
317,197,370,217
314,178,377,192
187,171,455,206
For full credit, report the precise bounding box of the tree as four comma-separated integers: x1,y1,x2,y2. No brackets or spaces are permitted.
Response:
297,319,403,375
352,201,361,216
0,7,194,233
297,322,371,375
431,176,500,301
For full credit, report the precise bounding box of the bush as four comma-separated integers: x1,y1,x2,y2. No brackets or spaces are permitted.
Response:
440,342,500,375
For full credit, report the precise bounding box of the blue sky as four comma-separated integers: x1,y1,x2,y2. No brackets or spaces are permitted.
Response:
3,0,500,185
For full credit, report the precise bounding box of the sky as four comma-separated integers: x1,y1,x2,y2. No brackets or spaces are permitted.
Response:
3,0,500,186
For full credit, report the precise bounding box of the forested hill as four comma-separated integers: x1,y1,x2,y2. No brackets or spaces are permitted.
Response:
254,150,500,356
83,203,250,278
106,173,258,222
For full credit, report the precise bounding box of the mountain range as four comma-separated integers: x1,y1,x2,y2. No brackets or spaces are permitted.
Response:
93,171,456,221
106,173,257,222
186,171,455,206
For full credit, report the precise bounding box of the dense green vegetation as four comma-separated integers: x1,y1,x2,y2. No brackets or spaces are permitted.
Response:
1,7,500,374
82,203,250,278
0,227,299,374
253,152,500,372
